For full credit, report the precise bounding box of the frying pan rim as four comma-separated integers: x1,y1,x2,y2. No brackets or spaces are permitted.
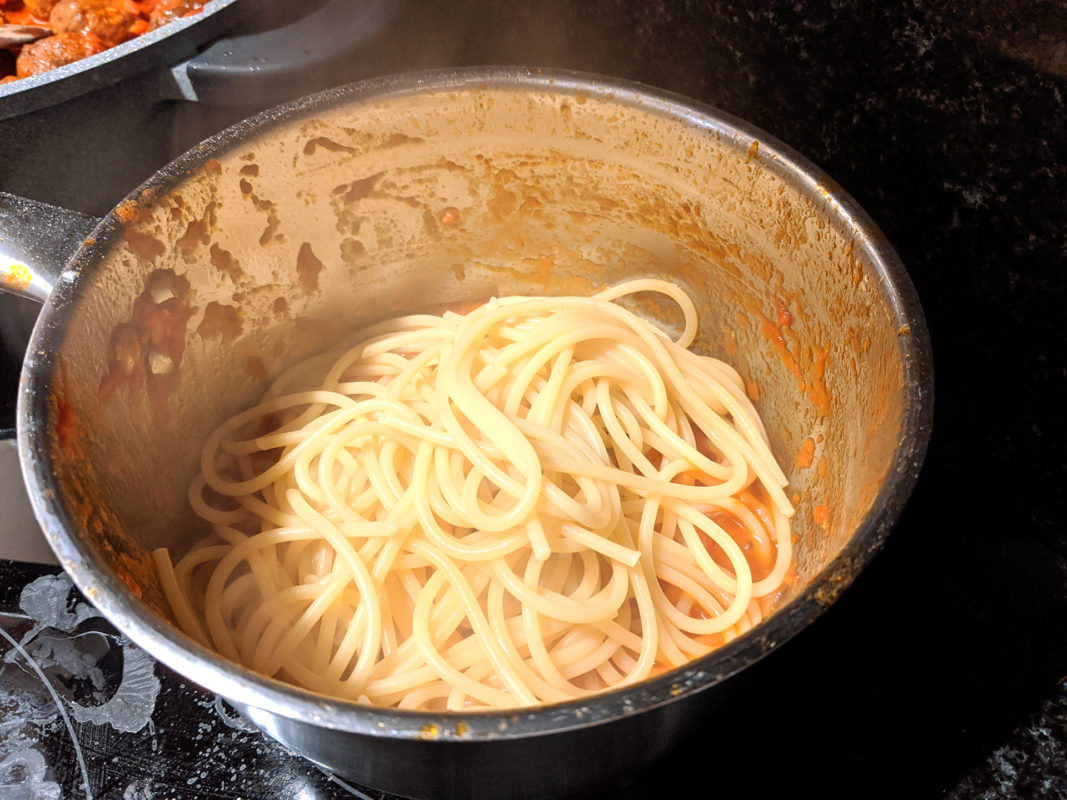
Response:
18,65,934,741
0,0,243,119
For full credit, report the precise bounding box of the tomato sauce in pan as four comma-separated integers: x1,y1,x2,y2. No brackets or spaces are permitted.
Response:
0,0,206,82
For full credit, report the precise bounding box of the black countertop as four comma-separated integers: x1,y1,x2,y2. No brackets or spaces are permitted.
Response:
1,1,1065,797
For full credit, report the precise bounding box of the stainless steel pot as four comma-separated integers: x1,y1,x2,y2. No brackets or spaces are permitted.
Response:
2,68,932,799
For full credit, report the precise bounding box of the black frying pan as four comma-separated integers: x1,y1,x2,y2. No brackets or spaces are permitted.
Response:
0,0,407,120
0,0,246,120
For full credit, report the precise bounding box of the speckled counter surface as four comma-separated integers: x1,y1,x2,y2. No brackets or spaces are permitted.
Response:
1,1,1064,798
1,558,1063,799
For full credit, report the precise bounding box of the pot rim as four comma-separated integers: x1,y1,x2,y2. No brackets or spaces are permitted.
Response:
18,65,934,741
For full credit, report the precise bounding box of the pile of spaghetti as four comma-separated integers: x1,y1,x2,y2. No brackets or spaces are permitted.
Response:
154,278,794,710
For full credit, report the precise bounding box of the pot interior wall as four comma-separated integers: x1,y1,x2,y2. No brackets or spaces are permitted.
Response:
45,81,903,649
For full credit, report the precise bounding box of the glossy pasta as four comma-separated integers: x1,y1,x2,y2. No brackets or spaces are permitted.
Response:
153,278,795,710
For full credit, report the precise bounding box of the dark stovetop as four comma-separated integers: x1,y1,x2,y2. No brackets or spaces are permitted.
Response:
1,1,1065,798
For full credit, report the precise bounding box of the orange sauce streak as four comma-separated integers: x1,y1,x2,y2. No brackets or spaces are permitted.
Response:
807,344,831,417
796,437,815,468
55,395,81,451
746,378,760,402
721,325,738,357
761,316,804,390
118,567,143,598
775,298,793,328
761,307,832,419
813,502,829,530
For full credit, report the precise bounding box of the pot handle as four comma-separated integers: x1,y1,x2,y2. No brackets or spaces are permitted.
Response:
164,0,405,106
0,192,98,304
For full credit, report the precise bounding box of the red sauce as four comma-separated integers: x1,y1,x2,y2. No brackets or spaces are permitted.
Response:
775,298,793,328
760,310,833,420
55,394,80,450
1,0,208,82
98,268,194,411
761,316,804,389
651,483,786,673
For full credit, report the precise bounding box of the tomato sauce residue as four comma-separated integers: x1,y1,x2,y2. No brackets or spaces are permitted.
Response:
175,202,216,260
760,302,832,420
761,316,803,387
650,482,787,673
303,137,355,156
796,437,815,468
296,242,324,291
2,1,209,83
721,325,738,357
334,173,382,205
196,301,242,343
808,345,831,418
775,298,793,328
118,567,142,598
55,394,81,451
124,227,165,261
209,243,242,282
113,198,142,226
813,502,829,531
99,269,194,410
663,481,779,586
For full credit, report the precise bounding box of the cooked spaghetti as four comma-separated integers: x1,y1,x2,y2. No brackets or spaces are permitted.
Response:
153,278,795,710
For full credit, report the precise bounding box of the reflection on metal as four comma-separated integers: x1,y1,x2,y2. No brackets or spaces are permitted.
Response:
0,192,98,304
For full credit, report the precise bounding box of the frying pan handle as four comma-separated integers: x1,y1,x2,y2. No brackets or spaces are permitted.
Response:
168,0,405,106
0,193,98,304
